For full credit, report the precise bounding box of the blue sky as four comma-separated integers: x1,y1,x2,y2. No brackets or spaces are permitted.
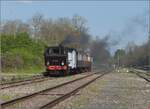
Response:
1,0,149,52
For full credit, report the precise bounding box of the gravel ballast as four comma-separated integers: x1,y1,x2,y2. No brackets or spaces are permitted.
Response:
0,74,86,102
52,70,150,109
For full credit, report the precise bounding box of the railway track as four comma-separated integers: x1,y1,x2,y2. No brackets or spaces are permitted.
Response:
136,73,150,82
1,71,108,109
0,75,43,85
0,72,92,90
130,69,150,82
0,76,51,90
0,75,44,85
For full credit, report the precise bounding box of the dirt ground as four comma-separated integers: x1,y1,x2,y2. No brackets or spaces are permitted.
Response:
53,70,150,109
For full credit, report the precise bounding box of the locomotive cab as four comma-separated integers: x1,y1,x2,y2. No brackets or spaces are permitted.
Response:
44,46,68,76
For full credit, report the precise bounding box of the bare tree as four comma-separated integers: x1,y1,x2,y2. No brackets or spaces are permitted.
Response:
72,15,88,33
30,13,43,39
1,20,18,37
17,22,30,34
1,20,31,36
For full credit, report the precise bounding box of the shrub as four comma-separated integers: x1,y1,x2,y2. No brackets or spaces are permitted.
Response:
1,33,45,72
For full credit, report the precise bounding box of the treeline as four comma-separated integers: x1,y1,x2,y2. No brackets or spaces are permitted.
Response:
0,14,111,72
114,40,150,68
1,14,89,49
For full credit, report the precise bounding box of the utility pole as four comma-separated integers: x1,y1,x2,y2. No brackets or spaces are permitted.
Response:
148,1,150,67
148,30,150,68
117,53,120,72
118,54,120,68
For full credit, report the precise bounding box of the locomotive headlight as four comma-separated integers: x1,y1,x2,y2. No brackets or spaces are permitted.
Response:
47,61,49,65
61,61,64,65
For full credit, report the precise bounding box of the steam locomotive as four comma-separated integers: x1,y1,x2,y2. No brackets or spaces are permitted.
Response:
43,45,92,76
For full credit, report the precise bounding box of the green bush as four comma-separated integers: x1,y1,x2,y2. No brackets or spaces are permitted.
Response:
1,33,45,73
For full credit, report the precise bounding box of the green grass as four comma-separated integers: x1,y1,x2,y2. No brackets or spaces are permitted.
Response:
145,72,150,76
0,94,12,101
0,67,45,84
1,66,44,75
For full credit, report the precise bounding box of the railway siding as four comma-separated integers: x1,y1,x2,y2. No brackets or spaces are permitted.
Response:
52,69,150,109
0,74,42,85
130,68,150,82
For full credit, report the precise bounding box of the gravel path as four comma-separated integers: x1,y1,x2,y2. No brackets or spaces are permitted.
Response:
52,71,150,109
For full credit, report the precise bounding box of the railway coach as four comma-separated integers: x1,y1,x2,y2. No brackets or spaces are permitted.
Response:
43,45,92,76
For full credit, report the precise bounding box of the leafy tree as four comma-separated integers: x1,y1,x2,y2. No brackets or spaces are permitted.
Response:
1,33,45,72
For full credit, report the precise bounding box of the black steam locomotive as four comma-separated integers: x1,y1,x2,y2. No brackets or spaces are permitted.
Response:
43,45,92,76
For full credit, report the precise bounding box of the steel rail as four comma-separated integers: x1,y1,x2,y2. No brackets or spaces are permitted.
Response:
1,72,96,108
130,70,150,82
0,77,50,90
0,75,43,85
136,73,150,82
0,71,91,86
40,72,107,109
